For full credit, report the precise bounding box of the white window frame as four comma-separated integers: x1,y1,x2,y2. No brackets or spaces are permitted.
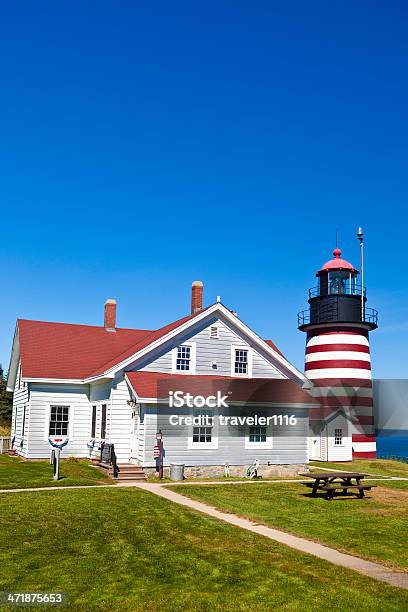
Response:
245,424,273,449
172,342,196,374
45,404,73,440
187,408,219,449
231,345,253,377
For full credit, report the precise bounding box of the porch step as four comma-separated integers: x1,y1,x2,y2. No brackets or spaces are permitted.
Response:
98,462,146,481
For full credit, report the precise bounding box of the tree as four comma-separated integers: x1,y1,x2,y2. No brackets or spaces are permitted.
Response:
0,364,12,424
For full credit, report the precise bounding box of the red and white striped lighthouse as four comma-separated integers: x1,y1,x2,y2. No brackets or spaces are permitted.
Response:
298,238,378,459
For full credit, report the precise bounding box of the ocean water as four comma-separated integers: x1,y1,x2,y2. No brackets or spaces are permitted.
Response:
376,430,408,460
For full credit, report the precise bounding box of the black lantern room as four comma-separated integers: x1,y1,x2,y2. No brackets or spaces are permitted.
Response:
298,247,378,331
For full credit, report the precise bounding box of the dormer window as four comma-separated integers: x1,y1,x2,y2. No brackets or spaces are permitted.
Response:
176,346,191,371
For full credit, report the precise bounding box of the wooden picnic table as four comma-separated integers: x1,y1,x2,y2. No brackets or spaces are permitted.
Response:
299,472,375,500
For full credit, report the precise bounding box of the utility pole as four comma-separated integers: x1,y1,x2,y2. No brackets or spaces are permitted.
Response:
357,227,364,321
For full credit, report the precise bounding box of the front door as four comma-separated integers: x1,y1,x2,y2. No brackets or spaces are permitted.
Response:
309,435,322,460
130,409,139,459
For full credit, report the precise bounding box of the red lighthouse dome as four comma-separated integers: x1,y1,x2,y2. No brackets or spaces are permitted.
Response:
317,247,358,276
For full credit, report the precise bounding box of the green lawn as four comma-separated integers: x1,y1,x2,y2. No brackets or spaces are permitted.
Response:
170,481,408,571
311,458,408,478
0,488,407,611
0,455,112,489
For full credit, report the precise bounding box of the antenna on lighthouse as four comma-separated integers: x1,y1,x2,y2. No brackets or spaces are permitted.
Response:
357,227,364,321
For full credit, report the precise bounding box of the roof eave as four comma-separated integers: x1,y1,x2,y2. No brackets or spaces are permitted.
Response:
6,324,20,392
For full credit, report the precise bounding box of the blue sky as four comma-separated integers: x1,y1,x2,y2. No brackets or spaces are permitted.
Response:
1,1,407,377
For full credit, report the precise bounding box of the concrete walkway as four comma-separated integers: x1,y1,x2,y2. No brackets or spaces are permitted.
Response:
133,482,408,590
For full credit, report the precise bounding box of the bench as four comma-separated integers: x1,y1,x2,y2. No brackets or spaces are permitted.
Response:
320,484,375,500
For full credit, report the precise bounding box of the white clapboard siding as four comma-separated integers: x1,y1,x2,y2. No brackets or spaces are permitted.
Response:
133,316,284,378
140,404,308,466
11,363,29,456
108,376,132,462
28,384,91,459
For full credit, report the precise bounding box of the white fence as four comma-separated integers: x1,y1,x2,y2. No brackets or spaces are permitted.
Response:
0,437,12,453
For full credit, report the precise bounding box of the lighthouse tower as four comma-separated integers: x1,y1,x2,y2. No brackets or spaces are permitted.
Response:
298,242,378,459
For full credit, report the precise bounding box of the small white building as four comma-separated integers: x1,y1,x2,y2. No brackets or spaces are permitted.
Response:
8,282,352,472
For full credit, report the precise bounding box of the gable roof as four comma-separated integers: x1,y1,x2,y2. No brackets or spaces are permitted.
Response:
125,371,318,405
10,302,305,386
17,319,153,380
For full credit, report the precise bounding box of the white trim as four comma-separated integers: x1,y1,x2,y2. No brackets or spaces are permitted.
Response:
230,345,253,377
45,404,73,442
6,325,20,392
90,403,97,438
171,341,197,374
245,424,273,449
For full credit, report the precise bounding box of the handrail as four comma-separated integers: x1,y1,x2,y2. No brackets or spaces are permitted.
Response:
309,285,366,298
297,307,378,327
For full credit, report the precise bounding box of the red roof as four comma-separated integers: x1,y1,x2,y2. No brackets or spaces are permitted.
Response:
17,311,286,380
264,339,284,357
125,371,317,405
18,319,152,379
317,247,358,275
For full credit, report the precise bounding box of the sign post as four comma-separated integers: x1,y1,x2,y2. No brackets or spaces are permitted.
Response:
48,437,69,481
155,430,163,479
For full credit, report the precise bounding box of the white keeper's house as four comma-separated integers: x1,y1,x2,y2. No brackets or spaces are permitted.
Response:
7,245,378,474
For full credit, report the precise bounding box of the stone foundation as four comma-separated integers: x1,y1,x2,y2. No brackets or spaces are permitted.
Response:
144,463,309,480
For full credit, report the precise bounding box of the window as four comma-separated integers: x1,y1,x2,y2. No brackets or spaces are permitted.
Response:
21,405,26,437
100,404,107,439
245,422,273,449
49,406,69,436
249,426,267,443
192,426,212,443
189,409,218,448
234,349,248,375
13,408,17,435
176,345,191,371
210,326,219,339
334,428,343,446
91,405,97,438
192,409,213,443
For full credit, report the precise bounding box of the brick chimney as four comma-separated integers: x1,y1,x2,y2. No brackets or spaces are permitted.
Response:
104,299,117,331
191,281,203,315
